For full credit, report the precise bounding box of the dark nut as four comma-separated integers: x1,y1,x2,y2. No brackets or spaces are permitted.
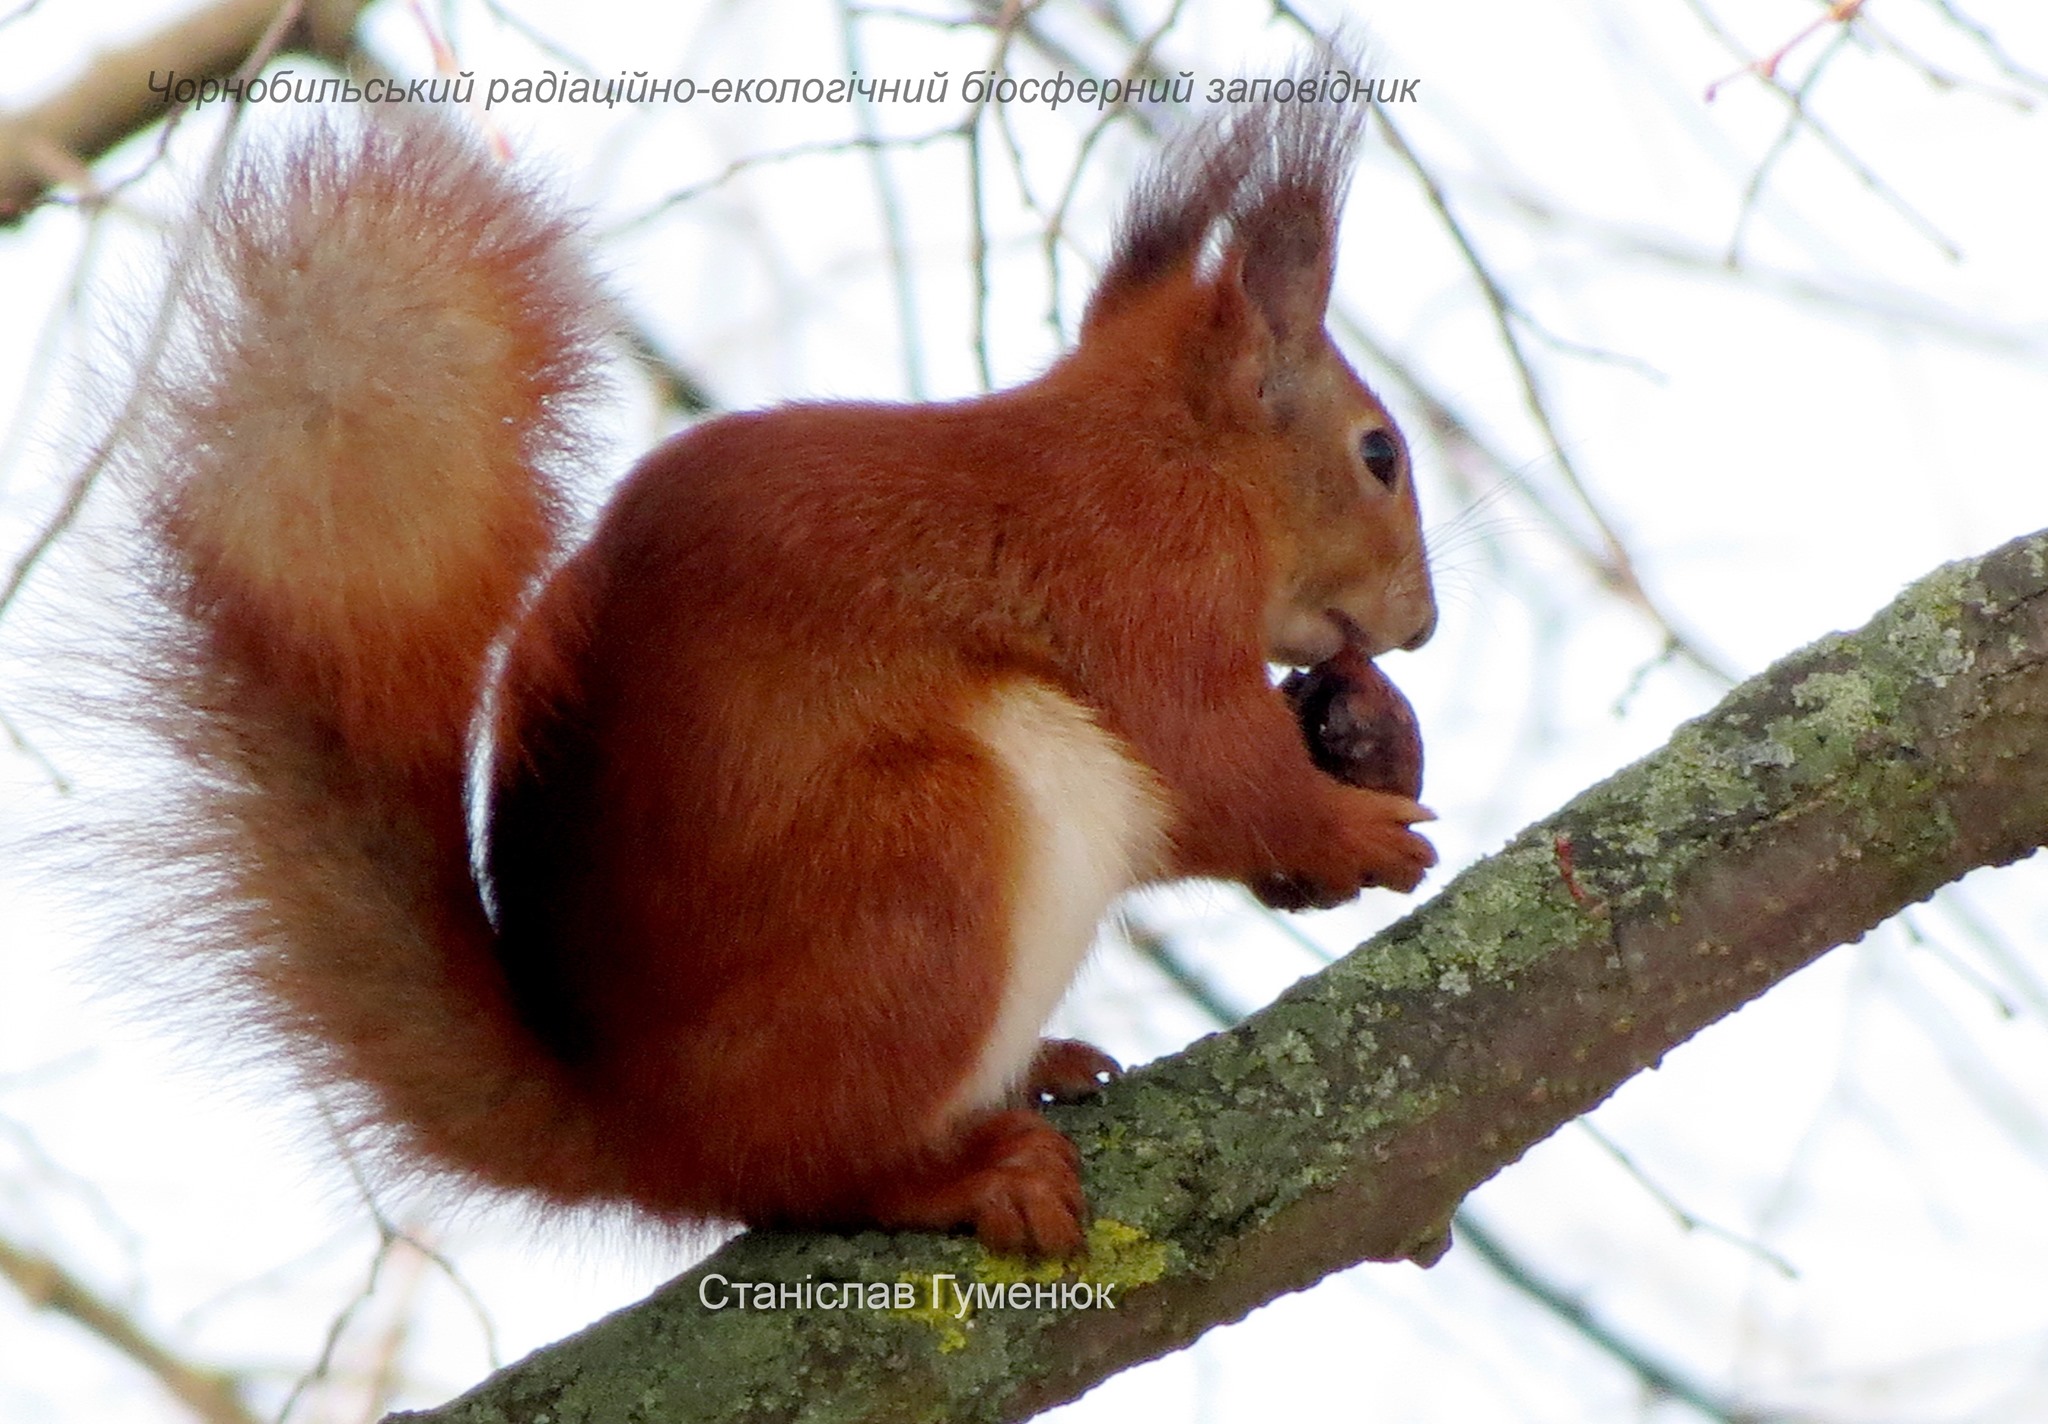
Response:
1280,644,1424,800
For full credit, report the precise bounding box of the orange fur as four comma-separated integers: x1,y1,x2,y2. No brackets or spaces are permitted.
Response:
131,93,1436,1258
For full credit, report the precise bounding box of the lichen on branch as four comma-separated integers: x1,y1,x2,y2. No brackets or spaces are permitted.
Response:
401,529,2048,1424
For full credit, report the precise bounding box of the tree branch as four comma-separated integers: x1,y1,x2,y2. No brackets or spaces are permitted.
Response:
395,528,2048,1423
0,0,372,223
0,1231,262,1424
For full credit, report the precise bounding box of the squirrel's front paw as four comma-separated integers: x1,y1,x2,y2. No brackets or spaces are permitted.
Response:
1354,817,1437,893
1253,795,1438,908
1341,793,1437,893
1251,870,1350,911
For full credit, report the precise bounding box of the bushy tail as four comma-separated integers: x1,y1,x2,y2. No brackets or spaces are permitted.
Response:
127,113,615,1202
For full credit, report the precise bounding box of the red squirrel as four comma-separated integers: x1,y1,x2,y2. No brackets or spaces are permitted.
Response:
130,92,1436,1259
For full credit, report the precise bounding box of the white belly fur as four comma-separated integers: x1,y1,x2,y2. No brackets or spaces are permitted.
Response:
947,680,1170,1117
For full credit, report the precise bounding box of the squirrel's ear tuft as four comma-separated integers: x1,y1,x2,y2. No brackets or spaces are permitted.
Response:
1227,92,1363,347
1081,114,1255,333
1230,184,1338,349
1081,57,1367,337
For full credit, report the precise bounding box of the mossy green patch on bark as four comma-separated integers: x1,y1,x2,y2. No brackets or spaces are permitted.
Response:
407,529,2048,1424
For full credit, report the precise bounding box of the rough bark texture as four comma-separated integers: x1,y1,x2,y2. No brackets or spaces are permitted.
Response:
393,529,2048,1424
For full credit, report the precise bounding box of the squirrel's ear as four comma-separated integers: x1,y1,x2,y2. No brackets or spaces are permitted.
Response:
1195,249,1277,415
1231,191,1337,350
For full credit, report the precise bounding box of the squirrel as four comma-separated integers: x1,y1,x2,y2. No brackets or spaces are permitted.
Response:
125,92,1436,1260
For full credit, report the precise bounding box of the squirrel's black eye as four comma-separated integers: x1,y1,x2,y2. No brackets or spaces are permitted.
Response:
1359,428,1400,489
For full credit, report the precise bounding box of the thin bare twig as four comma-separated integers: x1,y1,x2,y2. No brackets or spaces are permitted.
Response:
1477,184,2047,364
0,0,50,34
1705,0,1868,99
965,122,996,390
1855,7,2041,109
1367,109,1736,683
1728,26,1854,266
0,0,368,223
837,0,928,398
1683,0,1961,261
477,0,601,77
1454,1213,1757,1424
1921,887,2048,1023
0,0,336,627
1033,0,1189,341
1898,904,2018,1019
1575,1118,1801,1278
1916,0,2048,96
0,1232,262,1424
613,125,968,238
278,1118,501,1420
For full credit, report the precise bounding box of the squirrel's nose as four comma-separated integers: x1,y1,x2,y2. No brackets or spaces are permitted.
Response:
1399,603,1437,652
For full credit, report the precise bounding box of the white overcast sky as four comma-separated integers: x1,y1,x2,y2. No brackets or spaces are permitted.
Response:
3,2,2047,1422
